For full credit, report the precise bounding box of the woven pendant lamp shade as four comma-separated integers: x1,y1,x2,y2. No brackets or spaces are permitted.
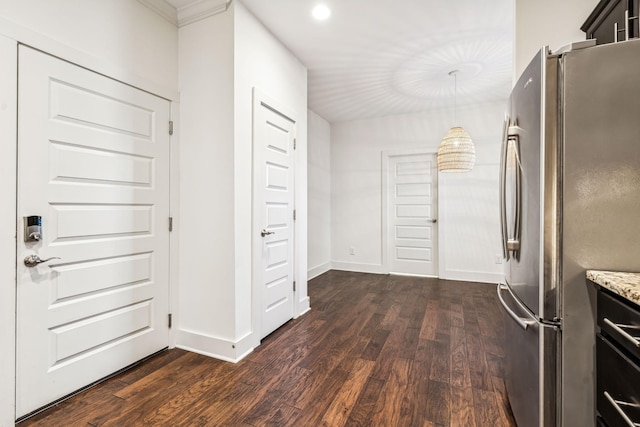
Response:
437,69,475,172
437,126,476,172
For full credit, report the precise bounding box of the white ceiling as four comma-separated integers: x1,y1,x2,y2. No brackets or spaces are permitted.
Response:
165,0,514,123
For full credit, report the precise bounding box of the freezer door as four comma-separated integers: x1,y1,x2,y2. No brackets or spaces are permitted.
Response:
498,282,558,427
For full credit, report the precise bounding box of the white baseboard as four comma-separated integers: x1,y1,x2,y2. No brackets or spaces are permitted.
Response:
296,296,311,317
307,262,331,280
176,329,254,363
443,269,503,284
329,262,503,285
331,261,384,274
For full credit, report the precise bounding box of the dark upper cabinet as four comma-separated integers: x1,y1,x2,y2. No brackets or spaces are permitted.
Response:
582,0,640,44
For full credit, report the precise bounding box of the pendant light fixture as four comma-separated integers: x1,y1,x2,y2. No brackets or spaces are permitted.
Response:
437,70,476,172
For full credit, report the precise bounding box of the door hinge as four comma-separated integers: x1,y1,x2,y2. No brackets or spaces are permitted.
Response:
293,281,296,292
293,138,296,150
293,209,296,221
169,217,173,232
168,313,173,328
169,121,174,136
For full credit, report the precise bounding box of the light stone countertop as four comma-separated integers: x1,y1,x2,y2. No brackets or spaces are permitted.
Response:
587,270,640,307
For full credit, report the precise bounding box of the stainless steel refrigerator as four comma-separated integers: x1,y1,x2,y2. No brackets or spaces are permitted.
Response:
498,39,640,427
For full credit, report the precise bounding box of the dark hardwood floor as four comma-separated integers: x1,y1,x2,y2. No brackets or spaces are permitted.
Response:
21,271,516,426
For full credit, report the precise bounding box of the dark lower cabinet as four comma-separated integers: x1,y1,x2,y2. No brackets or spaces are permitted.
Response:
582,0,640,44
596,288,640,426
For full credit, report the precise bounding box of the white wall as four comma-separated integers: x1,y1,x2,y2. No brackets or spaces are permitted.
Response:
177,1,308,360
331,101,506,284
177,8,238,354
234,1,309,335
307,109,332,279
0,0,178,95
0,3,178,425
515,0,598,80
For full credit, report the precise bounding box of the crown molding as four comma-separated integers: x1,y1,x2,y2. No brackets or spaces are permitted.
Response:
136,0,178,26
137,0,231,27
176,0,232,27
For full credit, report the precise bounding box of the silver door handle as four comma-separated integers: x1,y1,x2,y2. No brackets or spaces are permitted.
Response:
499,116,509,260
496,284,536,330
24,254,61,267
428,219,437,223
261,229,274,237
508,130,523,259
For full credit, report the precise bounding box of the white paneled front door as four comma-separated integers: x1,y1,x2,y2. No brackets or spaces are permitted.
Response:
16,47,171,418
388,154,438,276
252,92,296,340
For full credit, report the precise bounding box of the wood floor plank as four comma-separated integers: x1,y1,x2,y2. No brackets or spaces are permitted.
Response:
239,366,311,426
104,360,243,426
398,326,420,360
419,298,439,340
450,386,476,427
466,332,494,391
115,348,188,385
424,380,450,425
428,333,451,384
343,376,386,426
451,302,465,329
19,272,515,427
404,362,430,426
335,336,371,373
492,375,517,426
319,359,374,427
472,387,503,427
369,358,412,426
369,316,409,381
285,368,351,426
102,352,222,426
450,326,471,388
264,403,301,427
360,328,391,361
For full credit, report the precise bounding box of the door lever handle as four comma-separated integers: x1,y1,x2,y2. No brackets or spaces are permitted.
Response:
24,254,61,268
261,229,275,237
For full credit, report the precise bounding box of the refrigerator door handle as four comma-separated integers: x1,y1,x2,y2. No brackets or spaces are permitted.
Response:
497,284,536,330
506,124,524,259
499,116,509,260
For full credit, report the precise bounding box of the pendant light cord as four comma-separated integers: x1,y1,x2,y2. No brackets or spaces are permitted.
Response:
454,72,457,125
449,69,459,126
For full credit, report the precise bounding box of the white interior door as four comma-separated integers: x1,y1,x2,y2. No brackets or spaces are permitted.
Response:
16,47,171,418
252,94,296,339
388,153,438,276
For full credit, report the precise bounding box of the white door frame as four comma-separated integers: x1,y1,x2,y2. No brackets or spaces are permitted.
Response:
0,37,179,424
381,148,444,276
251,88,298,348
0,35,18,426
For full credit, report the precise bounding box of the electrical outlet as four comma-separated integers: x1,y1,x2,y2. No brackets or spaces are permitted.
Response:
349,247,355,255
495,255,502,264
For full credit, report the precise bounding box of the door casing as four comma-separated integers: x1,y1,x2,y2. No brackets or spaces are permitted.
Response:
0,34,18,427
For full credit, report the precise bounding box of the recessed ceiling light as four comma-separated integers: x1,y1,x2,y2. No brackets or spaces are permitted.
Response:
312,4,331,21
